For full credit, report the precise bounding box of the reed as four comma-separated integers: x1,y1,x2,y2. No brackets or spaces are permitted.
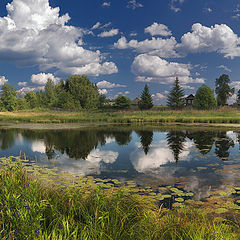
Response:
0,160,240,239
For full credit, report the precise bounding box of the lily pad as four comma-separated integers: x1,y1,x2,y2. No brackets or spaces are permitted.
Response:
172,203,184,208
162,195,171,199
185,192,194,197
175,197,184,202
149,192,157,196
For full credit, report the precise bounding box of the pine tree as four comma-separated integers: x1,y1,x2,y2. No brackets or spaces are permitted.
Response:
167,77,185,109
237,89,240,105
138,84,153,110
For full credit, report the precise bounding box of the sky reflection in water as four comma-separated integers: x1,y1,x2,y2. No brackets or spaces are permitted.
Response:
1,128,240,199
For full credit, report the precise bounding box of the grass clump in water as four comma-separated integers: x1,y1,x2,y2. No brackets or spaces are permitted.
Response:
0,160,240,239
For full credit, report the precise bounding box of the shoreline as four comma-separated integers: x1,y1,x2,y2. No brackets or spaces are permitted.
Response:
1,121,240,130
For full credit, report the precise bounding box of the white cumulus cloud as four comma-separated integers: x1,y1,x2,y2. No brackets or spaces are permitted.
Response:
0,0,118,76
145,23,172,36
98,89,108,95
114,36,179,58
179,23,240,59
31,73,60,85
0,76,8,86
97,80,126,88
58,62,118,76
132,54,205,84
102,2,111,7
98,29,119,37
18,81,27,87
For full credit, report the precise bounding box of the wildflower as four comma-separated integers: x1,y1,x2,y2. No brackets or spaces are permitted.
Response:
59,224,63,230
82,226,84,230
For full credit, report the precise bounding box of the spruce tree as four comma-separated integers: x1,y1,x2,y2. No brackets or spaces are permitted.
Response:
237,89,240,105
215,74,234,106
167,77,185,109
138,84,153,110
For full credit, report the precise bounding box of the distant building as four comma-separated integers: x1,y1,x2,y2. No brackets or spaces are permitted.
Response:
185,94,194,106
131,97,141,107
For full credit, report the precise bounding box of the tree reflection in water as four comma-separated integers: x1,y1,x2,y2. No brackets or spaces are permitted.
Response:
0,128,238,162
215,132,234,160
0,129,15,150
186,131,216,155
166,131,186,162
20,129,132,160
136,130,153,155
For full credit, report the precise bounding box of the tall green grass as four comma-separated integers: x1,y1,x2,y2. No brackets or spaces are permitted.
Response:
2,108,240,124
0,161,240,239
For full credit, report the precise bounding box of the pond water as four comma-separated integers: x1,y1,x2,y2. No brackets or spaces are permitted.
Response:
1,126,240,200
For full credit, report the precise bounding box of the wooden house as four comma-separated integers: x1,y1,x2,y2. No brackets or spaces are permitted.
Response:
185,94,194,106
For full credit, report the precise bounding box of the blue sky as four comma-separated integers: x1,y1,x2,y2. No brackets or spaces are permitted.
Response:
0,0,240,104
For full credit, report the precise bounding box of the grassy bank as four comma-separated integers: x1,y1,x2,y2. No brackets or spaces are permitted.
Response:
1,161,240,239
1,107,240,125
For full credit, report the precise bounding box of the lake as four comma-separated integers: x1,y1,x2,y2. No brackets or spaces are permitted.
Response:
1,126,240,200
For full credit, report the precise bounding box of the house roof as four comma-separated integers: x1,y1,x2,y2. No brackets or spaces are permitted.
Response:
131,97,141,105
186,94,194,100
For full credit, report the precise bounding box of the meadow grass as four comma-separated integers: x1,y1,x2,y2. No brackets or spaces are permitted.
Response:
1,160,240,239
1,107,240,125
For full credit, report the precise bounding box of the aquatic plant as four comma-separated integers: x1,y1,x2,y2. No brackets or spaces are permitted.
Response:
1,159,240,239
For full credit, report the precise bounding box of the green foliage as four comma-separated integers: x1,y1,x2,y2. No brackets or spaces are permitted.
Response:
114,95,131,109
98,94,107,109
138,84,153,110
16,98,28,110
193,85,217,110
24,91,39,109
65,75,99,109
237,89,240,104
1,83,17,111
167,77,185,109
36,91,46,107
215,74,234,106
44,79,57,107
1,160,240,239
56,90,76,110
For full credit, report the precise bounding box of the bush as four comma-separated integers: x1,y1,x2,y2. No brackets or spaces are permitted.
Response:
193,85,217,110
114,95,131,109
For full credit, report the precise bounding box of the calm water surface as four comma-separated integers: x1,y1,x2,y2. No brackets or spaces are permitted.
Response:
1,127,240,199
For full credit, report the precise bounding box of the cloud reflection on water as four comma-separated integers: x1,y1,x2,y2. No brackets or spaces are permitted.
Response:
55,149,119,176
131,139,193,173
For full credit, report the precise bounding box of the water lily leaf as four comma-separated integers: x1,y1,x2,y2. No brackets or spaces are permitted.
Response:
177,193,186,197
172,203,184,208
149,192,157,196
185,192,194,197
175,197,184,202
162,195,171,199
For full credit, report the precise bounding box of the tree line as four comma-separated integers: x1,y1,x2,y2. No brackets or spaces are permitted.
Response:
0,74,154,111
167,74,236,110
0,73,237,111
0,75,100,111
